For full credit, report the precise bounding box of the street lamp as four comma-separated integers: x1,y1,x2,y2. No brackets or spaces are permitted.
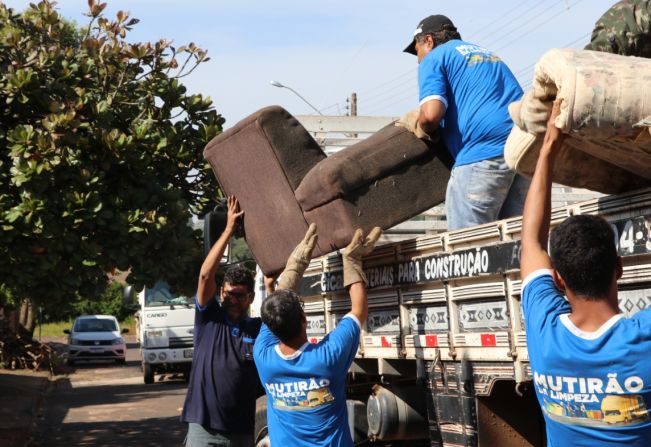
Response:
269,80,323,115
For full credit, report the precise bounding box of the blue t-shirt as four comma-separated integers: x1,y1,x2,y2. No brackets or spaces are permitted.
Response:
522,270,651,446
418,40,523,168
181,296,262,433
253,314,361,446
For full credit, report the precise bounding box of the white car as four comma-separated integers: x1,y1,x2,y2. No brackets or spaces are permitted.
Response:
64,315,129,366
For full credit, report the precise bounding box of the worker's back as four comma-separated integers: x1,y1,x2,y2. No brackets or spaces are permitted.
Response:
522,271,651,446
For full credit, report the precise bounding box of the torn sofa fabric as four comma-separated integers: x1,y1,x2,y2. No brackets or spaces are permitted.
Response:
505,48,651,194
203,106,452,275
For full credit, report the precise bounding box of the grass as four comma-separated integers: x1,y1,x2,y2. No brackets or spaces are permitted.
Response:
34,315,138,339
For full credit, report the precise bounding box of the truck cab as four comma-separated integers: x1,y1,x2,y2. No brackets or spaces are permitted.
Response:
138,281,195,384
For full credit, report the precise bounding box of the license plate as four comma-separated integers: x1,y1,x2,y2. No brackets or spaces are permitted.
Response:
183,349,193,358
90,347,104,352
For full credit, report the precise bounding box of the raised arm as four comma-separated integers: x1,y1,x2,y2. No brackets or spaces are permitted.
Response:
520,100,565,279
277,223,318,291
342,227,382,324
197,196,243,307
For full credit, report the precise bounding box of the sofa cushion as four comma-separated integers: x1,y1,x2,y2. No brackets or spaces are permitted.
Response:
296,124,447,211
203,106,327,274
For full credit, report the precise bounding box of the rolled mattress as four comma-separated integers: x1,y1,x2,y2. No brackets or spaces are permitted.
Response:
505,48,651,194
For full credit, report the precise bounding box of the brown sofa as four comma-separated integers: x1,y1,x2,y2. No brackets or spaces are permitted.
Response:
204,106,452,275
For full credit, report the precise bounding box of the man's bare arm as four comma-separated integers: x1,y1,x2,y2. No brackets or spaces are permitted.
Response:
418,99,446,135
196,196,243,307
520,100,565,279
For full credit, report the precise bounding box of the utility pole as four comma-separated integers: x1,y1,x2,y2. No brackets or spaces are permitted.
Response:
345,92,358,116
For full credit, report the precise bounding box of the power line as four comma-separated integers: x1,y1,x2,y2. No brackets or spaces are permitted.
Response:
518,31,592,90
492,0,586,53
484,0,566,49
467,0,537,43
356,67,413,98
360,75,417,109
364,84,418,114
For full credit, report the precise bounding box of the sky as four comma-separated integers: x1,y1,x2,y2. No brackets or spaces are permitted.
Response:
4,0,618,128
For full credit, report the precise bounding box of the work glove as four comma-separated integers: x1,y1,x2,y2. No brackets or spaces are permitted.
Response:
277,223,318,291
509,91,553,134
342,227,382,287
395,108,432,140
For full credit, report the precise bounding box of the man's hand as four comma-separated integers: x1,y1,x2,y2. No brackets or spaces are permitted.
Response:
342,227,382,287
509,91,552,134
520,99,564,279
541,99,565,155
197,195,243,307
396,108,431,140
277,223,318,291
263,274,278,295
225,196,244,234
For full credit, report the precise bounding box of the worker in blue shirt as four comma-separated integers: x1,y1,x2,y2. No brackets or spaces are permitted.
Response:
254,224,381,446
520,100,651,446
399,14,529,230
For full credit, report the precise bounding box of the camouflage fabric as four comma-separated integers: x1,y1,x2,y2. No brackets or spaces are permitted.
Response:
584,0,651,57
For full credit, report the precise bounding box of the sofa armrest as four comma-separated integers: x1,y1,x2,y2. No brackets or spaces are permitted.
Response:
295,124,447,211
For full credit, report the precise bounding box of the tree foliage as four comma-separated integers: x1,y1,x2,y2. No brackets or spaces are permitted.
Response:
0,1,223,314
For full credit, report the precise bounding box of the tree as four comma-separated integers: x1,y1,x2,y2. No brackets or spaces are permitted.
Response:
0,0,223,331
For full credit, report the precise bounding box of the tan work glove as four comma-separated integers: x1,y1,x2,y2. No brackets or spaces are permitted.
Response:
342,227,382,287
395,108,432,140
277,223,318,291
509,91,553,134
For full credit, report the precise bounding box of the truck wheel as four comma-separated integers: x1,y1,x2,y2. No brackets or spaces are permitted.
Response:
143,362,154,384
116,358,126,365
254,396,270,447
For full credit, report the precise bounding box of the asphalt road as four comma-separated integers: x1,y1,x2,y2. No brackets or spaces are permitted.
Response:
29,337,189,447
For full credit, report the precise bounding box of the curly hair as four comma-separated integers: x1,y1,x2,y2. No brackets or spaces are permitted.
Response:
261,289,304,343
223,265,254,293
549,215,618,299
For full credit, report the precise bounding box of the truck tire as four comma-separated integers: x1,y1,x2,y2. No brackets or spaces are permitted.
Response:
143,362,154,384
254,396,270,447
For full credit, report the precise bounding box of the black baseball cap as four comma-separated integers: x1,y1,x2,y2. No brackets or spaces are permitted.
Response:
403,15,457,55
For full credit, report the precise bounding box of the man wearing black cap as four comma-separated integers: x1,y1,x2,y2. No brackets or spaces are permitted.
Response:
400,15,529,231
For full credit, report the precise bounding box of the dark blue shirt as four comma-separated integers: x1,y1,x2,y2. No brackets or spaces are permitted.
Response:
181,296,262,433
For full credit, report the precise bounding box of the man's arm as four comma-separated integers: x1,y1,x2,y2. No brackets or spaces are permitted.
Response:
520,100,565,279
263,275,277,295
395,99,446,140
196,196,243,308
418,99,446,135
277,223,317,291
348,282,368,325
342,228,382,324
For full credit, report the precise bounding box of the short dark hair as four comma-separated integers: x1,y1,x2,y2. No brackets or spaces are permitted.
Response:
223,265,254,293
261,289,304,343
416,27,461,46
549,215,618,299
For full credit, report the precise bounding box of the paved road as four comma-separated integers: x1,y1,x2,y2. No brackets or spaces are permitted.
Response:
29,337,189,447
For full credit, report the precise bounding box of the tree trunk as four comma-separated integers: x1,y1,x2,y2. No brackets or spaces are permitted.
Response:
18,298,36,336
